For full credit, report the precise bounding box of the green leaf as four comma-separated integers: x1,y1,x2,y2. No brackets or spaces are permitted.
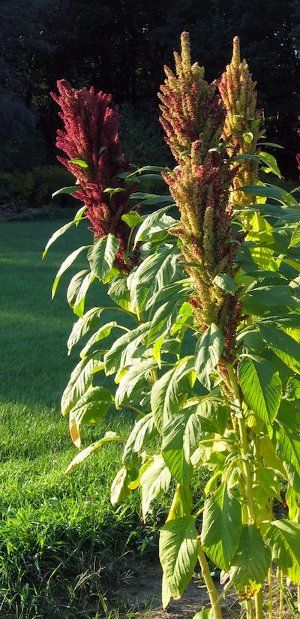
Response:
230,525,271,594
104,322,150,375
80,321,119,358
115,358,157,409
66,432,120,473
243,131,253,143
240,184,298,207
69,386,113,447
108,278,132,311
110,466,129,505
259,324,300,373
67,307,104,354
61,357,101,416
244,285,298,311
151,357,195,434
213,273,237,295
121,211,143,227
88,234,119,280
122,413,156,468
162,413,194,485
238,357,282,423
67,270,95,317
42,221,74,258
192,399,229,435
159,516,198,599
141,455,171,518
52,185,80,198
202,483,242,570
195,324,225,389
130,192,174,206
128,251,168,316
52,245,89,298
289,224,300,248
69,158,88,168
258,151,282,178
134,205,175,247
103,187,125,196
264,520,300,584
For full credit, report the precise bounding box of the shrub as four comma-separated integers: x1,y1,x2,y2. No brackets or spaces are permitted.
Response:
44,33,300,619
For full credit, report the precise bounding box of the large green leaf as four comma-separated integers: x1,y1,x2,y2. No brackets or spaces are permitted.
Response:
108,278,132,311
80,322,119,358
110,466,130,505
134,205,176,245
67,269,95,317
128,251,167,316
88,234,119,280
61,357,101,416
69,386,113,447
195,324,224,389
159,516,198,599
115,358,157,408
141,455,171,518
259,324,300,373
151,357,195,434
202,483,242,571
67,307,104,354
122,413,156,467
238,356,282,423
104,322,150,375
52,245,89,297
162,412,196,484
230,525,271,594
289,224,300,249
264,520,300,584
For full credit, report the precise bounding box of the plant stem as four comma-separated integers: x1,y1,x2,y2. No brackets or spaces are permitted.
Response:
268,567,273,619
278,568,284,619
198,543,224,619
255,590,264,619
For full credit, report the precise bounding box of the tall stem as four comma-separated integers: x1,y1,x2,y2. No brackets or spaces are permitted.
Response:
198,543,224,619
227,363,264,619
278,569,284,619
255,590,264,619
268,567,273,619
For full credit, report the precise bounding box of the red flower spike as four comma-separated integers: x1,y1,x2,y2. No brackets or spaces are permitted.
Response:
51,80,136,273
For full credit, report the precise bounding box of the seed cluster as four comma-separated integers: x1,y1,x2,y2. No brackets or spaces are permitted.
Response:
159,33,242,355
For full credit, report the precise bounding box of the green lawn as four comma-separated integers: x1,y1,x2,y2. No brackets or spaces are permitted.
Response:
0,219,158,618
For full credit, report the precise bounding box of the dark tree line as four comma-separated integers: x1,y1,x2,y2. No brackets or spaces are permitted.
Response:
0,0,299,178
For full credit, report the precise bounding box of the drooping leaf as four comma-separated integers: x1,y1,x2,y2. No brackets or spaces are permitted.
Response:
66,432,120,473
115,358,157,408
69,158,88,168
195,324,225,389
104,322,150,375
110,466,129,505
67,269,95,316
259,324,300,373
162,412,197,485
134,205,175,247
202,483,242,571
80,322,119,358
67,307,104,354
88,234,119,280
69,386,114,447
230,525,271,594
238,356,282,423
52,245,89,298
61,357,101,416
141,455,172,518
264,520,300,584
159,516,198,599
122,413,156,467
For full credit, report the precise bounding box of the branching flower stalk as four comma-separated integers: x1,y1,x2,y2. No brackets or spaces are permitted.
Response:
159,32,241,358
218,37,264,207
51,80,137,272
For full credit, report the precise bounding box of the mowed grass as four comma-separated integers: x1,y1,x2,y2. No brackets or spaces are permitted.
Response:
0,219,160,618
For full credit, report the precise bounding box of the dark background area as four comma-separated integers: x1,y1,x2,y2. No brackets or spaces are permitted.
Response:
0,0,299,210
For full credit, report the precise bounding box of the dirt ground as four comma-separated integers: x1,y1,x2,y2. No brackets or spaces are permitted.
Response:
115,563,240,618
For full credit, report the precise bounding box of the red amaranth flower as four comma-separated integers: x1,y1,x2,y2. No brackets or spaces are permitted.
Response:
51,80,136,272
